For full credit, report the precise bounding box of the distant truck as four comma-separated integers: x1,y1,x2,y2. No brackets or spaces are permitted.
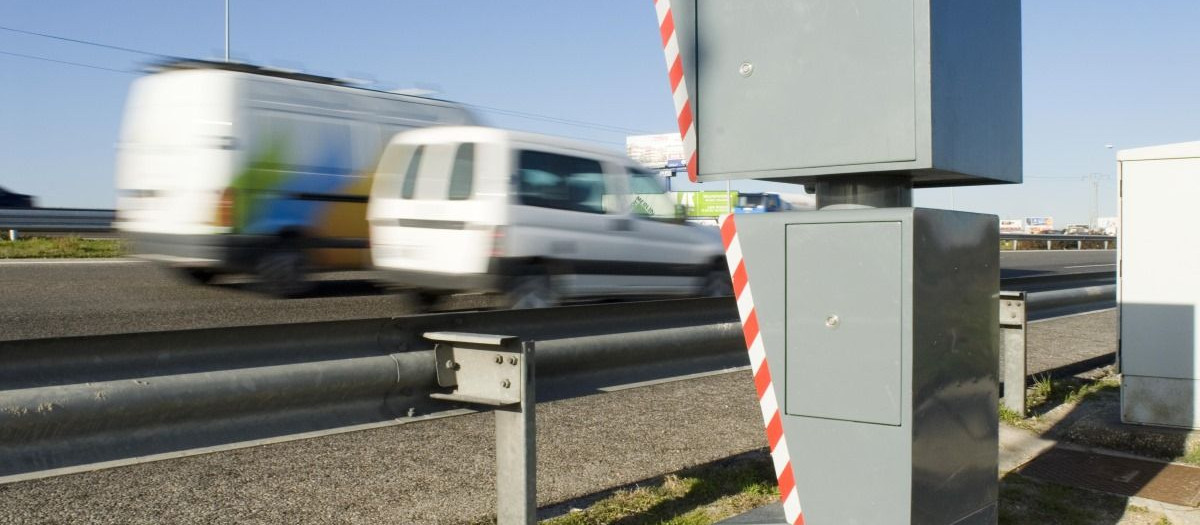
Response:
734,192,793,214
114,59,476,296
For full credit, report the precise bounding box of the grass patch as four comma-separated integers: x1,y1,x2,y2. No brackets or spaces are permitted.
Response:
545,464,1173,525
0,236,124,258
1025,373,1120,416
541,453,778,525
998,405,1024,426
1179,444,1200,466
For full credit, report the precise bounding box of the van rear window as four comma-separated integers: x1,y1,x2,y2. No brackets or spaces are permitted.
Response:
517,151,608,214
401,145,424,199
447,143,474,200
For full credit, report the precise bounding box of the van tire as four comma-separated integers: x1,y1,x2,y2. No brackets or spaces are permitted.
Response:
701,268,733,297
504,273,559,309
173,268,217,285
255,249,313,298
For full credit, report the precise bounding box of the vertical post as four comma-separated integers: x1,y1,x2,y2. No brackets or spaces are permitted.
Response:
495,341,536,525
999,291,1027,417
7,229,16,241
224,0,230,62
426,332,537,525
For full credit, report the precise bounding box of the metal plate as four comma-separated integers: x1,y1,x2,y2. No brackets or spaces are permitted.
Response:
1018,448,1200,507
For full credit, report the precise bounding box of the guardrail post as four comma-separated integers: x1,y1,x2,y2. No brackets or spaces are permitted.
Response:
427,332,536,525
999,291,1027,417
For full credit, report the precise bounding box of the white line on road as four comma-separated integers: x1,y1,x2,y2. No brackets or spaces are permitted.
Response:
1064,264,1116,269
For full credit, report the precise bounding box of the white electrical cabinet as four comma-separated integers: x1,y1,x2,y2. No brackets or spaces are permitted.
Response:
1119,141,1200,429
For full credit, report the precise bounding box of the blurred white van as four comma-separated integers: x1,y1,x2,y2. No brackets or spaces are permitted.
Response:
115,59,475,296
367,126,730,308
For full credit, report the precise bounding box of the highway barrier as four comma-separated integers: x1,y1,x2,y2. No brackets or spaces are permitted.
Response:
0,208,1115,249
0,208,116,238
1001,233,1116,251
0,279,1117,482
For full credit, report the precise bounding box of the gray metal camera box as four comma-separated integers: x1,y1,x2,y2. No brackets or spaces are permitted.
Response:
670,0,1021,187
734,208,1000,523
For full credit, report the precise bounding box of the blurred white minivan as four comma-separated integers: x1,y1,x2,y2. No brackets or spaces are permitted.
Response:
367,126,730,308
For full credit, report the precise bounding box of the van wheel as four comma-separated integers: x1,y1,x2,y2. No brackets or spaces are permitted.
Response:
701,268,733,297
408,290,443,312
255,249,313,298
173,268,217,285
505,273,559,309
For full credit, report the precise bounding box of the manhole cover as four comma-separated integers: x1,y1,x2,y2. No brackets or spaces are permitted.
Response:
1018,448,1200,507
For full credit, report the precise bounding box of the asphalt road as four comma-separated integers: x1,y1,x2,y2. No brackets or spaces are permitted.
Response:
998,249,1115,277
0,249,1114,341
0,310,1117,525
0,260,491,341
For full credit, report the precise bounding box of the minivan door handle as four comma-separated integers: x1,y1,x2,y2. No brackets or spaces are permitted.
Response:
609,218,633,232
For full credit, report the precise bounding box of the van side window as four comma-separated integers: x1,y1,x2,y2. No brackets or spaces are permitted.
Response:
447,143,475,200
251,114,354,175
627,169,678,221
517,151,609,214
400,145,424,199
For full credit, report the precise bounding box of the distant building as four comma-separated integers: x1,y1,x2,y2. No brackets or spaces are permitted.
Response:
626,133,684,171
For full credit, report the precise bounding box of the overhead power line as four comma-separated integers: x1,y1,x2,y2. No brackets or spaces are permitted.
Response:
0,25,164,57
0,50,136,74
0,24,661,143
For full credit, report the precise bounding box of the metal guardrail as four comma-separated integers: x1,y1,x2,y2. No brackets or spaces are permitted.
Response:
0,208,116,238
0,298,744,481
0,210,1117,247
999,284,1118,416
0,276,1118,482
1001,270,1115,289
1001,233,1116,250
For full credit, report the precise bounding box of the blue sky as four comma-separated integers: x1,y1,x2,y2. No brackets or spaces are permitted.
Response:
0,1,1196,226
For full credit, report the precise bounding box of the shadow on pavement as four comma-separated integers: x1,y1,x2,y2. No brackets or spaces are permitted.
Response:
1002,368,1200,524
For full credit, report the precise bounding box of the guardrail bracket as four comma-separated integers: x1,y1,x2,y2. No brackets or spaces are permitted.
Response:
426,331,536,525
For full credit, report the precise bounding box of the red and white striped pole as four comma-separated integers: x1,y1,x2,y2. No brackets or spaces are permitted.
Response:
654,0,698,183
720,213,805,525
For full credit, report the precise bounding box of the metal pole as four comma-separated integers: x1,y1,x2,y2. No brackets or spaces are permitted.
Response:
224,0,230,62
495,341,536,525
999,291,1027,417
814,175,912,209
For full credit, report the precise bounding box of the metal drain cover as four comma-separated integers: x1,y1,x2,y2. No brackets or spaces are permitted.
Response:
1018,448,1200,507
